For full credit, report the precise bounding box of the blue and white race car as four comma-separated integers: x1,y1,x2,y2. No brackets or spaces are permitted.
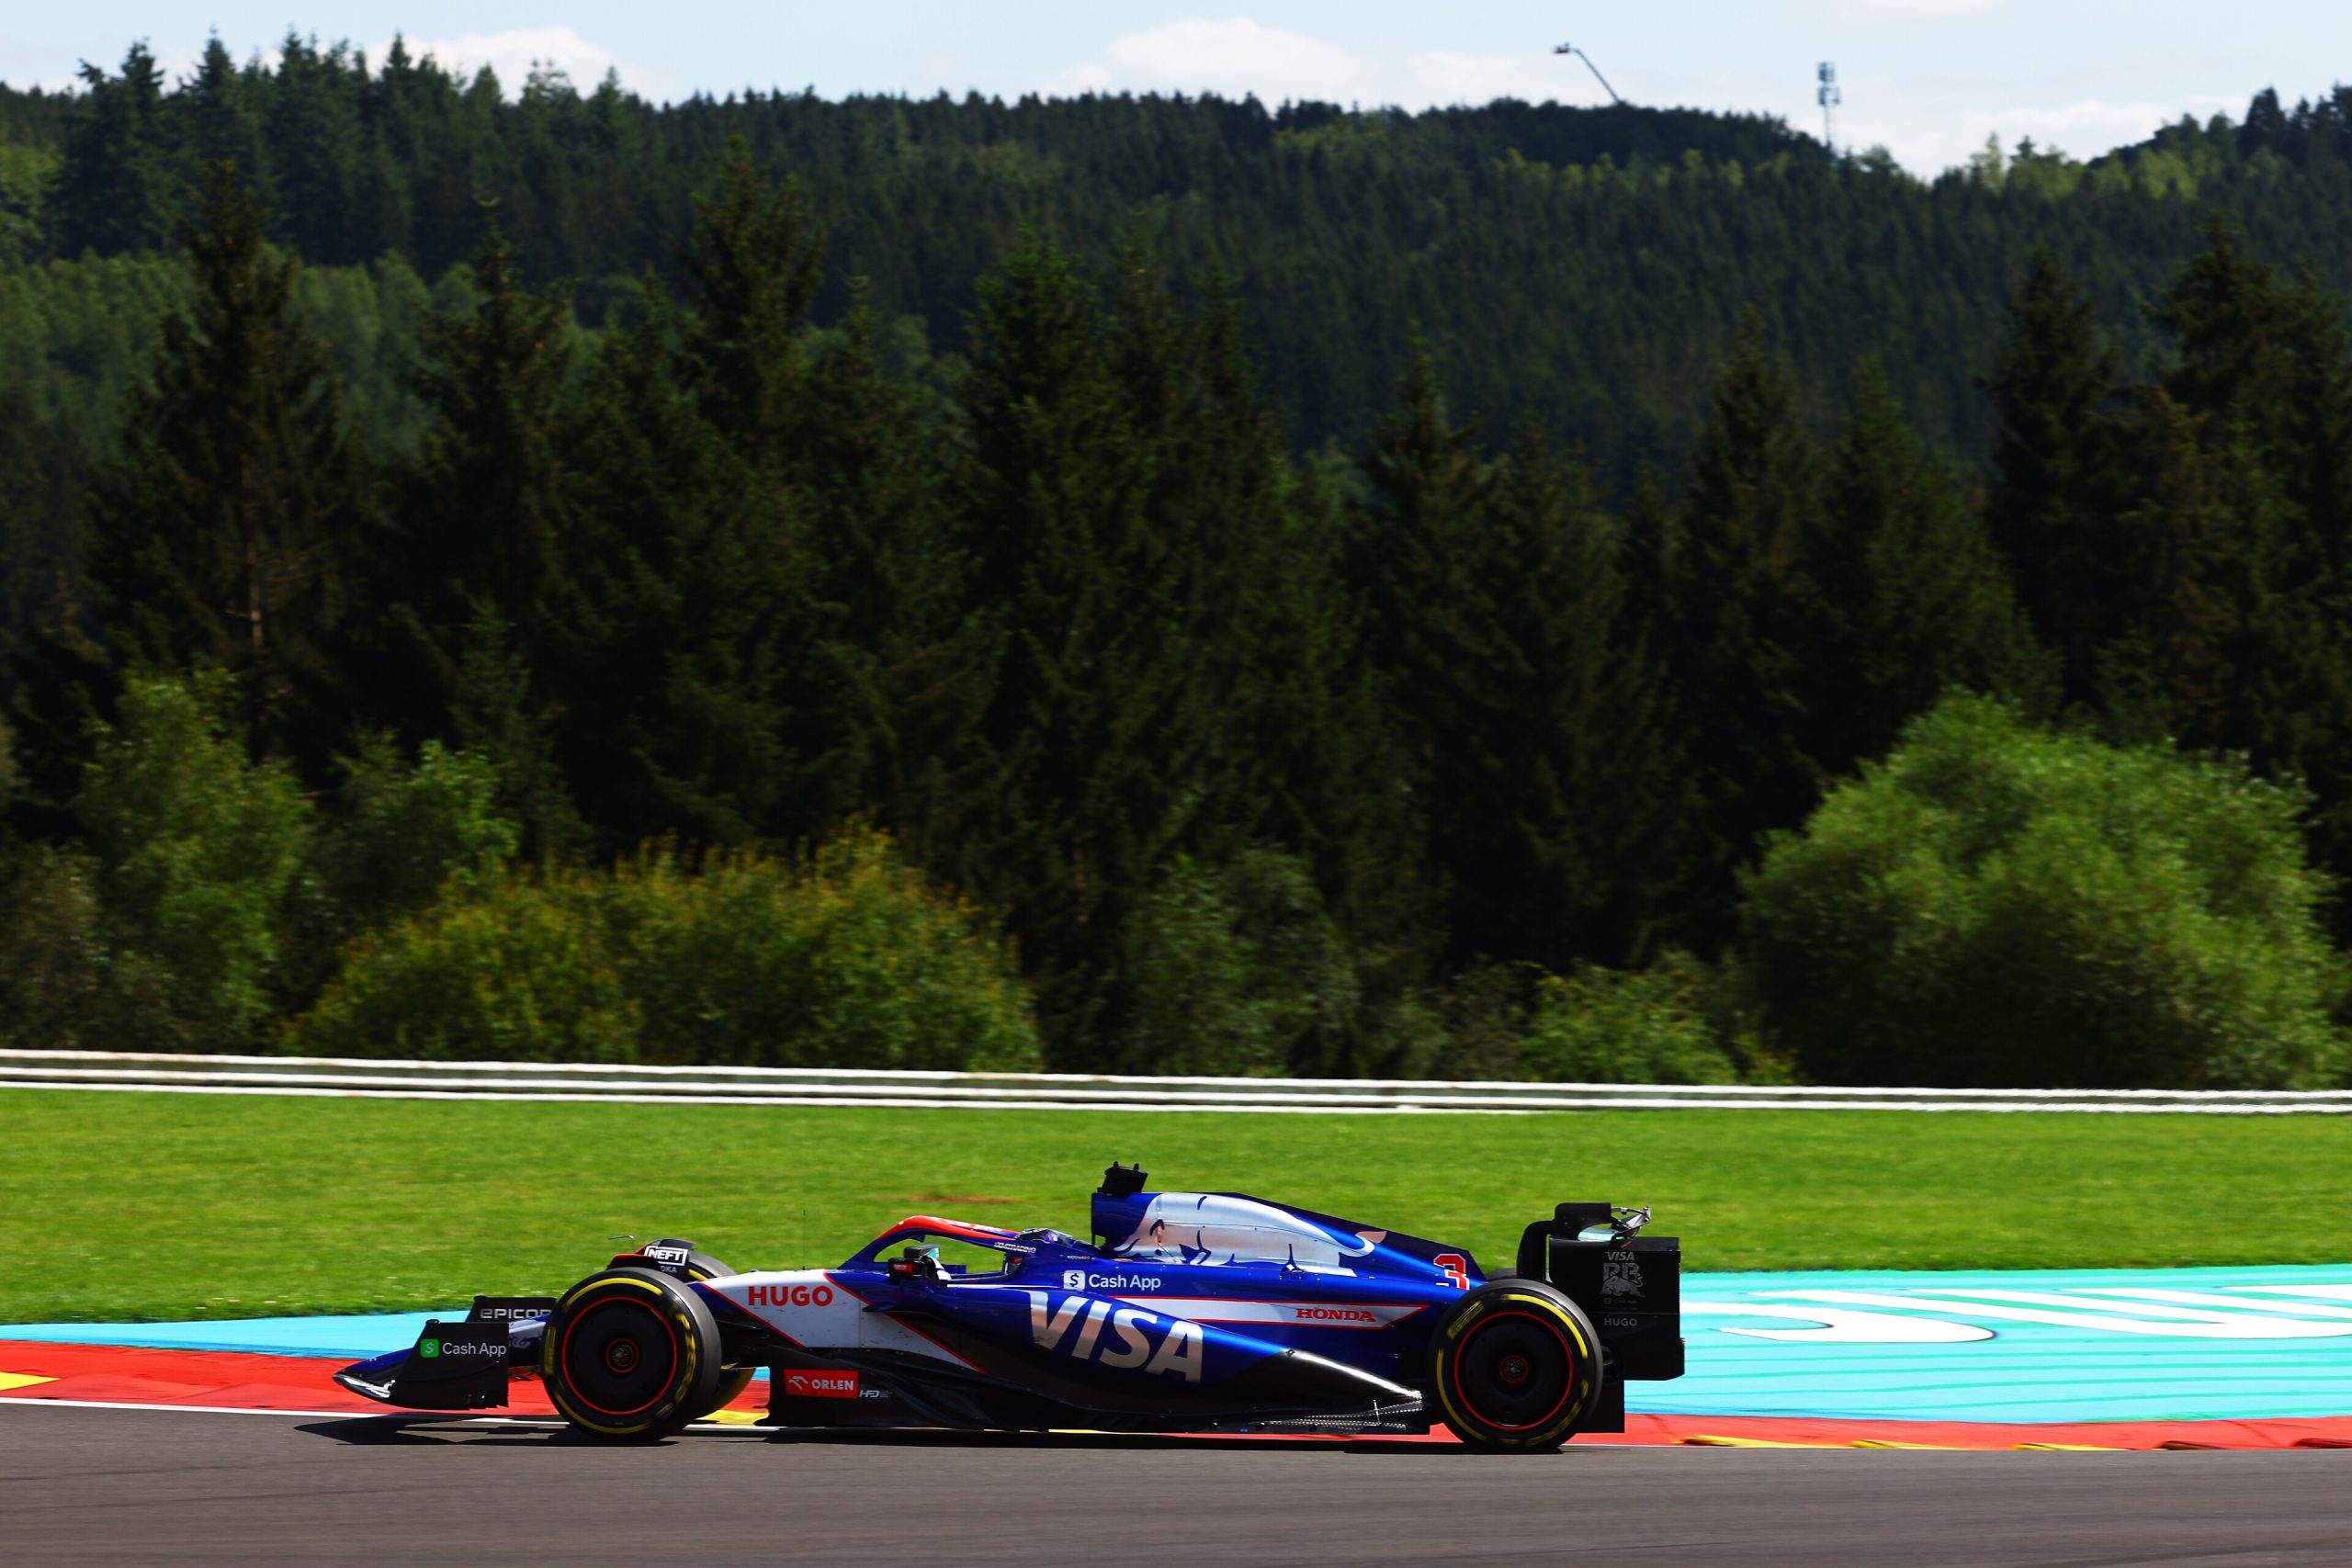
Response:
336,1165,1683,1450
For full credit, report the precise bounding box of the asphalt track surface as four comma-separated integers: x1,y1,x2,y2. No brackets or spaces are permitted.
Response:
4,1404,2346,1567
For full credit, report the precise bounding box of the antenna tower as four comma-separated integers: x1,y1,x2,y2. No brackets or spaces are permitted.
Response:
1817,62,1841,152
1553,43,1623,107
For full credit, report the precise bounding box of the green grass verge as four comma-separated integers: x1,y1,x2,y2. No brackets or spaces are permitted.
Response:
4,1089,2348,1324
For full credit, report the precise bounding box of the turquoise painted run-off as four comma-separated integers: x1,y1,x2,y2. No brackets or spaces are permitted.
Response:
1659,1262,2352,1423
7,1263,2349,1424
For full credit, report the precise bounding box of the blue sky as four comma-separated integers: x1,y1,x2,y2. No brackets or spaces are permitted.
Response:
6,4,2346,173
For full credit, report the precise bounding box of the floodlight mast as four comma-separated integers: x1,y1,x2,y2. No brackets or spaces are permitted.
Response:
1553,43,1623,107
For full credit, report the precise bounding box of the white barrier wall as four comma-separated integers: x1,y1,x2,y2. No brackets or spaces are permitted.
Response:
4,1049,2349,1114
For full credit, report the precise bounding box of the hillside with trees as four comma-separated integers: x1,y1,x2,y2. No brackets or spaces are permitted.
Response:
6,40,2352,1087
10,44,2352,462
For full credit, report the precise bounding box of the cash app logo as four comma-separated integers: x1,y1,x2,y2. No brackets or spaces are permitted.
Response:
420,1338,440,1359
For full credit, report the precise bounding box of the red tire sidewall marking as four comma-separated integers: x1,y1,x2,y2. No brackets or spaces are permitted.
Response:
1450,1308,1579,1432
560,1295,682,1418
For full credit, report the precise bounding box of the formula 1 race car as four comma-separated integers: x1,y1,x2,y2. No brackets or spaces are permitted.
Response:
335,1165,1683,1450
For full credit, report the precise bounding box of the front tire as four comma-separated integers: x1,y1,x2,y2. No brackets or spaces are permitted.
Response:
542,1267,722,1442
678,1253,755,1417
1426,1278,1602,1451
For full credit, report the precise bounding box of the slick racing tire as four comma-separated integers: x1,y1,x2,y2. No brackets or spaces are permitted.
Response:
1426,1277,1602,1451
677,1253,755,1418
543,1267,723,1442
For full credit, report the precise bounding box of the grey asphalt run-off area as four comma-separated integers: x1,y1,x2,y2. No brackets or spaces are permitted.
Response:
2,1404,2346,1567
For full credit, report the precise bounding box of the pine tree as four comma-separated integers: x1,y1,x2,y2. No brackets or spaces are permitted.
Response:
955,233,1189,1057
80,162,358,763
1349,355,1487,944
1802,365,2053,778
1466,421,1690,969
2149,229,2352,581
1103,254,1300,854
792,285,992,857
2120,238,2352,932
2280,269,2352,583
554,144,845,852
1355,344,1493,702
1663,321,1820,950
562,283,807,850
3,577,109,838
1346,340,1489,956
1984,249,2124,707
180,36,267,194
1090,254,1448,1066
442,602,582,863
2098,395,2297,756
371,217,582,853
51,43,183,256
1238,456,1432,1066
396,218,576,658
0,391,93,678
678,138,822,473
266,36,367,265
1355,347,1693,973
356,35,432,264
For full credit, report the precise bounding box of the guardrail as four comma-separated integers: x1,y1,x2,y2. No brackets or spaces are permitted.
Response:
4,1049,2350,1114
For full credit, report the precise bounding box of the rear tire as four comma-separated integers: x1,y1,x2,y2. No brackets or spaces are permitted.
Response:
1426,1277,1602,1451
542,1267,722,1442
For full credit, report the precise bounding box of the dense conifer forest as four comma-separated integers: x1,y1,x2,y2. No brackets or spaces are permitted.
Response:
6,40,2352,1088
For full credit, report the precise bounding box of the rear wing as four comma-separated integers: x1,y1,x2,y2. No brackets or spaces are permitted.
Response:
1518,1201,1684,1386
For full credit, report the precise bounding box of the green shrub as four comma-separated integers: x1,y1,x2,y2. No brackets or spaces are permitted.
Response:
75,672,315,1048
290,826,1043,1070
1111,852,1724,1082
619,829,1041,1071
288,878,639,1061
312,736,517,931
1114,849,1362,1076
281,735,517,1007
1739,693,2346,1089
1518,953,1741,1084
1418,964,1541,1081
0,845,110,1049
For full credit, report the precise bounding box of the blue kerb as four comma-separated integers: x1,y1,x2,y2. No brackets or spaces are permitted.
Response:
2,1311,500,1359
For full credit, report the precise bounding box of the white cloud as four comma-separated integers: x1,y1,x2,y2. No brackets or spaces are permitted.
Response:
1047,18,1609,109
2000,96,2205,145
1833,72,2233,171
0,32,200,95
368,25,676,103
0,31,74,91
1046,15,2244,176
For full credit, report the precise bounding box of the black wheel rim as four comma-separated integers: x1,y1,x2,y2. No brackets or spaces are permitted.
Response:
560,1295,679,1418
1452,1310,1577,1432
